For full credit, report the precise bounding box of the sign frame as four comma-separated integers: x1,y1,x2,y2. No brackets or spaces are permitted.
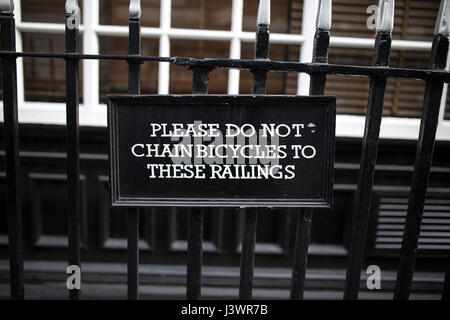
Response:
108,95,336,209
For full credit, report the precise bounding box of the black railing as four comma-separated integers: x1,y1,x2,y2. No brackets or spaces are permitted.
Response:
1,0,450,301
1,1,23,300
65,7,82,301
127,9,142,301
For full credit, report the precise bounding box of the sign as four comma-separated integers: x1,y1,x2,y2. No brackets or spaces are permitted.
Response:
108,95,336,208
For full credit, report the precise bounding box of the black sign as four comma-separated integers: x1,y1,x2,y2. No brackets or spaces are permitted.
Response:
108,95,336,208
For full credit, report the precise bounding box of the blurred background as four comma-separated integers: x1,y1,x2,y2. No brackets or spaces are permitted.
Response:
0,0,449,299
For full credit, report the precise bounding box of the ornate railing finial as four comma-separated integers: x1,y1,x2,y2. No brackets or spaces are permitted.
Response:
435,0,450,37
65,0,79,15
257,0,270,26
316,0,332,31
129,0,142,19
376,0,395,32
0,0,14,13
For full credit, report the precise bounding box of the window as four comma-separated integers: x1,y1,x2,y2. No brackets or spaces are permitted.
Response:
99,36,159,102
327,0,445,120
242,0,301,34
172,0,232,30
22,0,83,24
22,33,84,103
327,0,450,140
1,0,449,141
170,39,230,94
239,42,300,94
100,0,160,27
326,48,430,118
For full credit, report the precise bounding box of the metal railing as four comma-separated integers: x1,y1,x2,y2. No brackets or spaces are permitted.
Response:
1,0,450,300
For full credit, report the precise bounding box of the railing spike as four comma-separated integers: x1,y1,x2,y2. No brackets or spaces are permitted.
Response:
316,0,332,31
129,0,142,19
0,0,14,13
376,0,395,33
65,0,79,15
257,0,270,26
435,0,450,37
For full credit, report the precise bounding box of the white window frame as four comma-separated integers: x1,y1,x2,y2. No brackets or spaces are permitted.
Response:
1,0,449,141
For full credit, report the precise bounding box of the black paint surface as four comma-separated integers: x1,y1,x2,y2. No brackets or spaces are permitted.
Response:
108,95,335,208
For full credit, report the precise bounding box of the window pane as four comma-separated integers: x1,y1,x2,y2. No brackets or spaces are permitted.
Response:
99,37,159,103
100,0,160,27
326,48,429,117
172,0,232,30
401,0,441,42
170,40,229,93
22,33,84,103
22,0,83,24
332,0,377,39
239,43,299,94
388,51,429,118
243,0,302,34
325,74,370,116
332,0,440,41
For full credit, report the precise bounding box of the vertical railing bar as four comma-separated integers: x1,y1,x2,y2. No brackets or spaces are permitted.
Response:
127,209,139,300
186,67,209,300
443,252,450,300
344,0,394,300
239,0,270,300
394,0,450,299
186,209,205,300
290,1,331,299
251,9,269,94
127,1,142,300
290,210,312,299
281,0,293,93
0,3,24,300
239,210,257,300
65,0,81,301
192,67,209,94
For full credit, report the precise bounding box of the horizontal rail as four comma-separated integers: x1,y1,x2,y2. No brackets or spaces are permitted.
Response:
0,51,449,82
15,23,433,50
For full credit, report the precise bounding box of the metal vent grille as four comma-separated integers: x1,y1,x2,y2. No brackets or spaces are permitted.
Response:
375,197,450,251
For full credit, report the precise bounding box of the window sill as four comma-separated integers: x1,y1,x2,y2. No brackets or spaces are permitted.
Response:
1,102,450,141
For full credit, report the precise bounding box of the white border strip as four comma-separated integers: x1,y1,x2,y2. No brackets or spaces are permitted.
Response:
2,103,450,141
